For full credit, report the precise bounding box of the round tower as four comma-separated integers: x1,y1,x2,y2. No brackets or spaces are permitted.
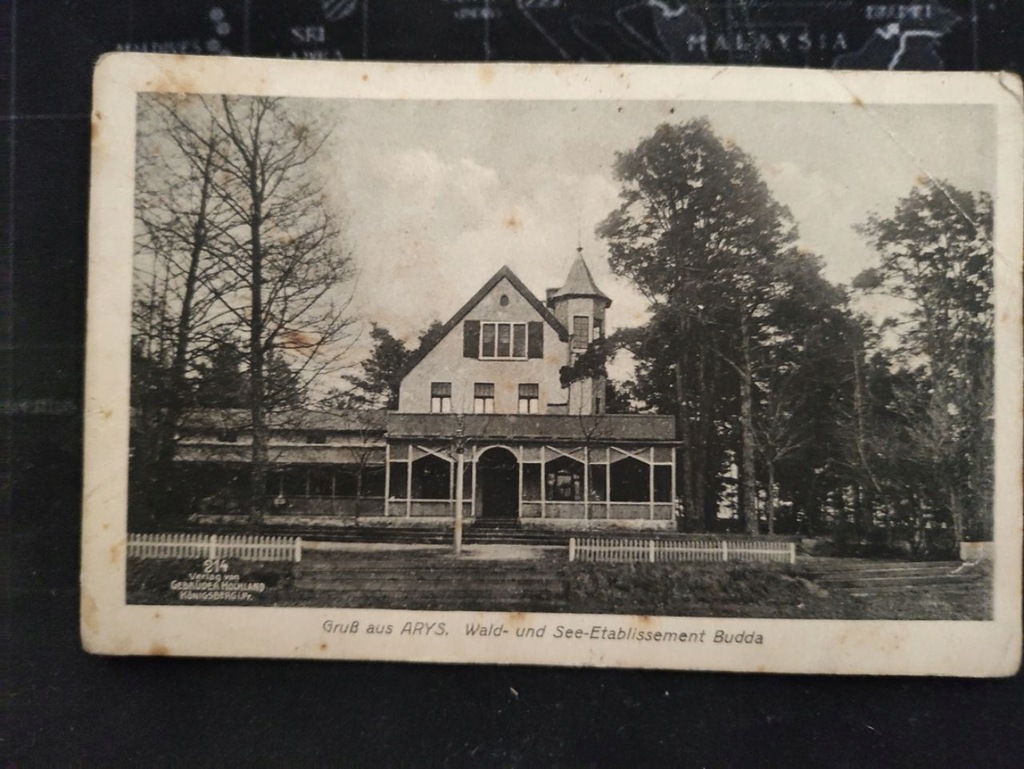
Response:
546,248,612,414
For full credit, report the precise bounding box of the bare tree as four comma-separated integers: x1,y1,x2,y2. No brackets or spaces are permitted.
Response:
198,95,357,524
131,95,358,527
131,95,238,522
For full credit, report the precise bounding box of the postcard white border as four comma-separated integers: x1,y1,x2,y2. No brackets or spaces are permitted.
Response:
83,54,1023,675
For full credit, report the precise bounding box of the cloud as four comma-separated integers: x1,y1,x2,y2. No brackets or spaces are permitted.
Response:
762,160,879,285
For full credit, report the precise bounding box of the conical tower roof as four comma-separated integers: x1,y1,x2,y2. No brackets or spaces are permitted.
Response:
549,248,612,307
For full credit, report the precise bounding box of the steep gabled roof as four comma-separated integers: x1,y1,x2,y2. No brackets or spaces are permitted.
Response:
399,265,569,379
549,251,612,306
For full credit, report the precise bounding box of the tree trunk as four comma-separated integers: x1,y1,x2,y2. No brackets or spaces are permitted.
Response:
766,460,776,536
675,348,698,530
149,137,218,525
355,465,364,521
852,482,863,541
949,483,963,545
696,338,716,532
248,161,267,528
739,315,758,534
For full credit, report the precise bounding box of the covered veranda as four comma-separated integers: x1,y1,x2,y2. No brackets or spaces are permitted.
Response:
383,413,678,526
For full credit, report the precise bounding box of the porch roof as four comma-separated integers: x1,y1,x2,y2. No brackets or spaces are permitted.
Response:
178,408,388,434
175,443,387,465
386,413,677,442
174,408,677,444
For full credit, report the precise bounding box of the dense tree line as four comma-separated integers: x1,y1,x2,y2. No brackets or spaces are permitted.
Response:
599,118,994,554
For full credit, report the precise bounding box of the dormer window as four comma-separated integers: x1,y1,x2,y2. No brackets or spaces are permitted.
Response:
480,321,528,360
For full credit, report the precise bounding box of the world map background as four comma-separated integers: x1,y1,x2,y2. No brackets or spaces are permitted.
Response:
106,0,1018,73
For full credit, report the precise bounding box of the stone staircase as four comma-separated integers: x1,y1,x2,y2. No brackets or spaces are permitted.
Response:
291,549,569,611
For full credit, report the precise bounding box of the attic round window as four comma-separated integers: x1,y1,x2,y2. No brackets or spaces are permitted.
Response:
500,294,510,306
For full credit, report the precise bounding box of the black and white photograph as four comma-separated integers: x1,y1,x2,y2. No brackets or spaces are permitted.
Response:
82,55,1022,673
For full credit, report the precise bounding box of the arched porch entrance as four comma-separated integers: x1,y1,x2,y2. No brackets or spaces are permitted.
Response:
476,447,519,519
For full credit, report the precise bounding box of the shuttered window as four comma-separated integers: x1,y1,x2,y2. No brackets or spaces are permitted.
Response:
480,322,528,360
467,319,544,358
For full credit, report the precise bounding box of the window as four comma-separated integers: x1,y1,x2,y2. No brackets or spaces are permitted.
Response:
412,455,452,500
522,463,542,500
308,469,333,497
480,322,528,359
281,469,308,497
518,383,539,414
572,315,590,350
465,320,543,359
546,456,584,501
388,462,408,499
430,382,451,413
589,464,607,501
654,466,673,503
474,382,495,414
610,456,651,502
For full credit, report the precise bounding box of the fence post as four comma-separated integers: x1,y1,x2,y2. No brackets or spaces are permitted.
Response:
209,534,217,560
569,537,576,562
789,541,796,565
294,537,303,563
721,540,728,562
648,539,656,563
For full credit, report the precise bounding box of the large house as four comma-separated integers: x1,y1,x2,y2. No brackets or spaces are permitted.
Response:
176,252,679,529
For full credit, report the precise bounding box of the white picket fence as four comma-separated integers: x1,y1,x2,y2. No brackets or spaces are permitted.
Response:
568,537,795,565
127,533,303,563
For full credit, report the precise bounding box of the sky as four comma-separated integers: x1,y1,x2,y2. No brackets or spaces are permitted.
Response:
306,97,995,361
140,94,996,382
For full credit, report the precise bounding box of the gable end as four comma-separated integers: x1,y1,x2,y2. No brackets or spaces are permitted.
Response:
398,266,568,381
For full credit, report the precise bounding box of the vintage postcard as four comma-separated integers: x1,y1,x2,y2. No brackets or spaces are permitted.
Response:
83,54,1022,675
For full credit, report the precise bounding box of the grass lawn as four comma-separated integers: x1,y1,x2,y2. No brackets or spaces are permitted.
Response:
559,560,991,620
561,561,846,619
126,550,991,620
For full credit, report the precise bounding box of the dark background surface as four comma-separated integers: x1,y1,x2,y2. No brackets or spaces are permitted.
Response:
4,1,1023,764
